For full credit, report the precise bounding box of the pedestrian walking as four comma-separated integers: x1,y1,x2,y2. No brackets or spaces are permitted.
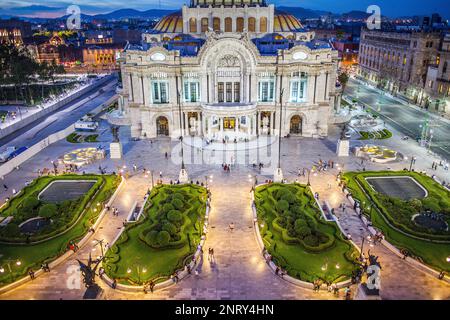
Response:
28,270,35,280
228,222,235,232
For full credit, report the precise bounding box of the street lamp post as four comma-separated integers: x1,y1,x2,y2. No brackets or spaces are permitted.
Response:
409,156,416,171
274,88,284,182
177,89,189,183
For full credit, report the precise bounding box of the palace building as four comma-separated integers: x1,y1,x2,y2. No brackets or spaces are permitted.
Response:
117,0,342,141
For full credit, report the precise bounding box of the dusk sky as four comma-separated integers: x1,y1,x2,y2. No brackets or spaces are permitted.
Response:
1,0,449,18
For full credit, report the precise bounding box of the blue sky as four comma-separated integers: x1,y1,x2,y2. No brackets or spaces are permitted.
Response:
1,0,449,18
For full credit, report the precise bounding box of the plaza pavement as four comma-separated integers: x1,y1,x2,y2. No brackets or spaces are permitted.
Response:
0,115,449,300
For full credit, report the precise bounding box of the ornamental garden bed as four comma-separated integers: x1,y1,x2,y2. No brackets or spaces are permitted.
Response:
254,183,360,284
0,174,120,286
342,171,450,272
103,184,207,286
66,133,99,143
358,129,392,140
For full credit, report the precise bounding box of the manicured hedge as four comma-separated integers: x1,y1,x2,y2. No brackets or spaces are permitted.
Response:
342,171,450,272
104,184,207,285
255,183,359,284
0,174,120,286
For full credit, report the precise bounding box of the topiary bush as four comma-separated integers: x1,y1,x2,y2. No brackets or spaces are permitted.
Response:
39,203,58,219
157,230,170,246
276,199,289,213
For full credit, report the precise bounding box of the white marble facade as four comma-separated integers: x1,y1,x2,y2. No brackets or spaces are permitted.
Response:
118,2,341,141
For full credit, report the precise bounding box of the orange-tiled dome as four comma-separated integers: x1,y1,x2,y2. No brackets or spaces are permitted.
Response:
153,11,183,33
273,10,303,32
152,9,303,34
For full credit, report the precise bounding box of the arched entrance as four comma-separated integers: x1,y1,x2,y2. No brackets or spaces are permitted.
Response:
156,116,169,136
290,115,302,135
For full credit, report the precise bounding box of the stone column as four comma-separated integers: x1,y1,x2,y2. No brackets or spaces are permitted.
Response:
184,112,189,136
270,112,274,135
220,117,223,136
235,116,239,133
208,115,212,138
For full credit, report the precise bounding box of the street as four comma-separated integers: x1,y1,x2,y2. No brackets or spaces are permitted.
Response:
0,77,118,150
345,78,450,160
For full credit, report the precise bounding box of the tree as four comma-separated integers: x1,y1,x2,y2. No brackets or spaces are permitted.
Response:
338,72,349,92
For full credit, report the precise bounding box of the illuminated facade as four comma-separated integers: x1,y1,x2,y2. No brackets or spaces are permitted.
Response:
118,0,342,140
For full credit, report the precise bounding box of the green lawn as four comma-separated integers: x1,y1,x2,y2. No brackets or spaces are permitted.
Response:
359,129,392,140
254,183,360,284
342,171,450,272
104,184,207,285
0,174,120,286
66,133,98,143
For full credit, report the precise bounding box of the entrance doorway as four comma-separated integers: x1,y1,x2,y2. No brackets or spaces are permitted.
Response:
223,117,236,130
290,115,302,135
156,116,169,136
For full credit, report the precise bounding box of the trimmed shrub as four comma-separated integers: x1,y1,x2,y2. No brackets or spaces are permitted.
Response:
22,197,40,212
162,221,177,236
145,230,159,246
276,199,289,213
157,230,171,246
172,198,184,210
296,225,312,239
167,210,183,224
39,203,58,219
162,203,174,213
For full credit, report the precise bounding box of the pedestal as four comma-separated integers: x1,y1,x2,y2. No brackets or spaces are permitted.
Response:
273,167,283,182
336,139,350,157
110,142,123,159
179,168,189,184
354,283,381,300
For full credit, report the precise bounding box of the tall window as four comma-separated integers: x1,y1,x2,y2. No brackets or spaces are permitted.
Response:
234,82,240,102
290,74,308,103
201,18,209,32
218,82,224,102
258,79,275,102
225,17,232,32
152,81,169,104
236,17,244,32
183,80,200,102
248,17,256,32
189,18,197,33
260,17,267,33
213,17,221,32
226,82,233,102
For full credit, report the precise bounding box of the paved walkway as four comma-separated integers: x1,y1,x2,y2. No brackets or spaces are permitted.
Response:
0,119,449,299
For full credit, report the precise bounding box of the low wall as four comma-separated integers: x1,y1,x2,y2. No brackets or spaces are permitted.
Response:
0,124,76,178
0,74,115,140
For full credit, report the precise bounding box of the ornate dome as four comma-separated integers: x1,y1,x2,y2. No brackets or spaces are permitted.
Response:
152,9,303,34
153,11,183,34
273,10,303,32
190,0,267,7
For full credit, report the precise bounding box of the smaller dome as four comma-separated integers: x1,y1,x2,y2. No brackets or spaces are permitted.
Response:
273,10,303,32
153,11,183,34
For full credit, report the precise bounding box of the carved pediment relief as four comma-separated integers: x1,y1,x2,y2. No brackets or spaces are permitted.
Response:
218,54,240,67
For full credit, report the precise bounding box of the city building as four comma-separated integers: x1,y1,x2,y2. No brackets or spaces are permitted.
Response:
0,18,32,45
358,28,440,108
425,33,450,114
118,0,342,140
